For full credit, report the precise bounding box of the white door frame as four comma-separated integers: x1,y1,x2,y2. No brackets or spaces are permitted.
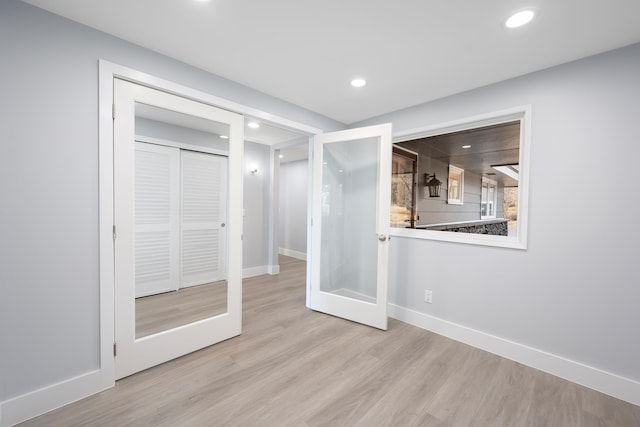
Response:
98,60,323,389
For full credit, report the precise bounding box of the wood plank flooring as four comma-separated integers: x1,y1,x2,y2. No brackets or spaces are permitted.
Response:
21,256,640,426
136,281,227,338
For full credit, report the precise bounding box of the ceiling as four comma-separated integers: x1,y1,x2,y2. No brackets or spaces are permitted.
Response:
397,121,520,187
21,0,640,125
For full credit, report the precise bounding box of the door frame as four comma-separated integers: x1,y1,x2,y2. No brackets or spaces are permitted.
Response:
98,60,323,389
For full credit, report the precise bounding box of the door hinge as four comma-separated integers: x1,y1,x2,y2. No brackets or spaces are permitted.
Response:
112,225,116,240
112,103,116,120
113,343,117,357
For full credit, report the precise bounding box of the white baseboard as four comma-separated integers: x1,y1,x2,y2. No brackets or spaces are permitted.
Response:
0,369,111,427
278,248,306,261
267,264,280,275
388,304,640,406
242,265,269,278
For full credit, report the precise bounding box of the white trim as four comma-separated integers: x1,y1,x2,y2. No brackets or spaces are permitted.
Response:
480,176,498,220
242,265,270,278
267,264,280,275
102,61,323,137
267,147,280,275
388,304,640,407
391,105,531,250
279,247,307,261
305,141,314,309
0,370,108,427
393,106,527,142
98,59,117,397
135,135,229,156
390,227,526,249
447,164,465,205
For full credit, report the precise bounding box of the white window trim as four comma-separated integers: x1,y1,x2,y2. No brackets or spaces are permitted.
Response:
447,164,464,205
390,105,531,250
481,176,498,219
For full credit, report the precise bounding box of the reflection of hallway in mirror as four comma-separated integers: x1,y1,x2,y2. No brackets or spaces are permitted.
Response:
135,281,227,338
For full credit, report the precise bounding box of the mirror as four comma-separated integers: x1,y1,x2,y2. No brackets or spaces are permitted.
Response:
393,120,520,238
134,103,230,338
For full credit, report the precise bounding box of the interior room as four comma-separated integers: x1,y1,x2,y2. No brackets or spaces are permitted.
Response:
1,1,640,425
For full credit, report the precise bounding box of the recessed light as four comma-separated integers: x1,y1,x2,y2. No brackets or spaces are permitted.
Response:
247,122,260,129
279,154,283,159
350,78,366,88
220,135,229,139
462,145,471,149
505,10,534,28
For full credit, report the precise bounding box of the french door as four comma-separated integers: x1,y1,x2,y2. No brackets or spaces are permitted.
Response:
308,124,392,330
113,78,243,379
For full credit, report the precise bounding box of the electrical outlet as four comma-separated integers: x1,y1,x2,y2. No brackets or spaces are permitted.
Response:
424,290,433,304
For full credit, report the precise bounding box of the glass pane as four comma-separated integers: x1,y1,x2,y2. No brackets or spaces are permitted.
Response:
134,102,229,339
320,137,379,303
488,186,495,216
481,183,488,216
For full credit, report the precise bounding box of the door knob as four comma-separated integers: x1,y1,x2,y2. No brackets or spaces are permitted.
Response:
221,223,226,228
378,235,387,241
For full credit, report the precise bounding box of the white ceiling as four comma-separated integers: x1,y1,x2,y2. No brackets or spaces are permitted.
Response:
21,0,640,125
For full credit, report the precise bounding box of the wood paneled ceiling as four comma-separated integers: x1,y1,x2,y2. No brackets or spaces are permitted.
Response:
397,121,520,187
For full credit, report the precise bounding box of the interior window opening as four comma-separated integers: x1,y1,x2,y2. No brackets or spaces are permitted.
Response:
392,120,521,238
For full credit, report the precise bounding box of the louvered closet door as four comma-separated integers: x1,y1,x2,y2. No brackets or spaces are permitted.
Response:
134,142,180,297
181,150,228,287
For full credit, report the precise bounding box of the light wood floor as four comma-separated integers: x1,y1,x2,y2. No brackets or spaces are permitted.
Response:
22,256,640,426
136,281,227,338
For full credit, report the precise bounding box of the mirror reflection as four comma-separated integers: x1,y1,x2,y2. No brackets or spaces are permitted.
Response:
393,120,520,237
134,103,230,338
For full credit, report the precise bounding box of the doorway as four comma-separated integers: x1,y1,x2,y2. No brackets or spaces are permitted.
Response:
276,142,310,263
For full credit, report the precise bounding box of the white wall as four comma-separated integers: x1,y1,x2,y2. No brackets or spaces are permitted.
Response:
243,141,271,269
0,0,343,405
278,160,308,258
354,43,640,388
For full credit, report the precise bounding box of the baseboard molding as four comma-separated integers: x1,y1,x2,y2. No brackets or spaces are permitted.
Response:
388,304,640,406
0,369,111,427
267,264,280,275
242,265,269,278
278,248,307,261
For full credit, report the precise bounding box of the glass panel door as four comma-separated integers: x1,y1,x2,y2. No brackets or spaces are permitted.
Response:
113,79,243,379
309,124,391,330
